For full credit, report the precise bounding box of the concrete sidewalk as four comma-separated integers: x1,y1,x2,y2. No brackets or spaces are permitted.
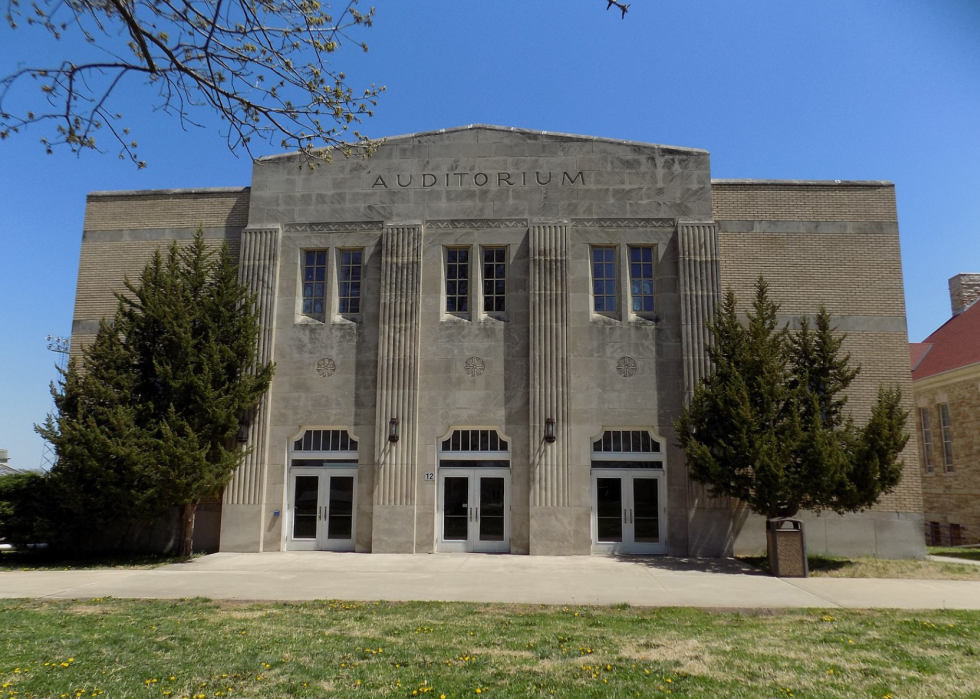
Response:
2,552,979,610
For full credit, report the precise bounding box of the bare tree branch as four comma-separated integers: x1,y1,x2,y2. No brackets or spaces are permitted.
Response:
1,0,384,167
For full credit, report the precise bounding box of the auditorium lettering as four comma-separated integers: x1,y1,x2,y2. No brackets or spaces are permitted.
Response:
370,171,585,189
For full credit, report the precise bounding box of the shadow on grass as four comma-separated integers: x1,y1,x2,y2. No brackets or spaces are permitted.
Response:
738,554,850,574
0,549,199,571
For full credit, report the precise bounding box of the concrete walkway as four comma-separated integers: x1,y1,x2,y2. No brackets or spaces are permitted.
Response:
2,552,980,610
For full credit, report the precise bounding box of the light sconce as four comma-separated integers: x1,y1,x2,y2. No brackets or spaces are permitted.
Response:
388,418,400,443
236,417,250,444
544,418,556,443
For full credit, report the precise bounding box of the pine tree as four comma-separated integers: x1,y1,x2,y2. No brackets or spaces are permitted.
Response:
676,277,909,554
37,231,274,556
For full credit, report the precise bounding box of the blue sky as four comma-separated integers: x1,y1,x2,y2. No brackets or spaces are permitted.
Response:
1,0,978,471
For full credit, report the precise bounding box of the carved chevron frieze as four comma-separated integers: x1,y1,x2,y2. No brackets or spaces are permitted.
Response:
425,219,529,230
571,218,675,228
285,221,383,233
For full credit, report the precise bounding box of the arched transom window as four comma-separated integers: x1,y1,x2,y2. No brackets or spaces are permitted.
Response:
441,429,509,454
591,429,663,468
291,429,358,467
439,428,510,468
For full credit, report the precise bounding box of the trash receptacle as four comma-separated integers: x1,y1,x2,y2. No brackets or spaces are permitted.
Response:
766,518,808,578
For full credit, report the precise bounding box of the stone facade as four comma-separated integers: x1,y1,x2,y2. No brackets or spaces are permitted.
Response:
68,125,924,558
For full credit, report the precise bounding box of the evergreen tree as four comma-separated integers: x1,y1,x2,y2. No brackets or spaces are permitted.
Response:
37,231,273,556
676,277,909,543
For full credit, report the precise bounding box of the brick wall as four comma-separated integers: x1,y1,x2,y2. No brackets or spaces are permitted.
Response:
84,188,250,231
74,238,241,321
719,232,905,317
916,371,980,545
712,181,897,222
717,205,921,515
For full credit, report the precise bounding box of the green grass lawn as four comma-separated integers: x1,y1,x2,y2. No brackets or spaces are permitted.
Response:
2,599,979,699
738,553,980,580
929,546,980,563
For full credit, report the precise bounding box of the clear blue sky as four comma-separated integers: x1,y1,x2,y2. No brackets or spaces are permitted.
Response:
1,0,978,471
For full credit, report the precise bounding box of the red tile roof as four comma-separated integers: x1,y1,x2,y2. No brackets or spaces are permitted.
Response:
911,300,980,381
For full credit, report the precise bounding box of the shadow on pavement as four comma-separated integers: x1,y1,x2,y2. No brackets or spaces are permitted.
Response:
610,555,767,575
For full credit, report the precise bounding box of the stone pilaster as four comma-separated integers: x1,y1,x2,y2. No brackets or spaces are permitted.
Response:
528,222,581,554
678,220,721,402
372,223,423,552
221,226,281,552
677,220,732,555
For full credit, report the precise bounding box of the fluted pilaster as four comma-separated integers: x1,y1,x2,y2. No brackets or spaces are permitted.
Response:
225,227,281,507
529,223,570,508
678,221,720,402
374,224,423,507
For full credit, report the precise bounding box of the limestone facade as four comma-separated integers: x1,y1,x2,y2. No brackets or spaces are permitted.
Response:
69,125,924,557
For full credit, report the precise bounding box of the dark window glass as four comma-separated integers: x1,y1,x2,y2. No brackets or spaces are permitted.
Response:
482,247,506,313
302,250,328,320
446,247,470,314
479,477,505,541
629,245,655,314
443,476,469,540
596,478,623,542
293,476,319,539
338,249,363,314
632,478,660,542
592,246,617,313
327,476,354,540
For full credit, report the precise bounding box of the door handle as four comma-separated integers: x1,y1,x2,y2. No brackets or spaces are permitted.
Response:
318,506,322,521
475,507,479,522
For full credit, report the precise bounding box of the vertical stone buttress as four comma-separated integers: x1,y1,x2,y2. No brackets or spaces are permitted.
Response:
528,223,573,553
678,221,720,402
678,220,730,555
372,224,423,552
223,226,280,551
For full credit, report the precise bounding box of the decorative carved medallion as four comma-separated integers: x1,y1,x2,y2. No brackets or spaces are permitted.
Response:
464,356,486,377
315,357,336,378
616,356,637,378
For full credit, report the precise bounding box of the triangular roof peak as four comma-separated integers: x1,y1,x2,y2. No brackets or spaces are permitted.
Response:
259,124,706,161
381,124,707,154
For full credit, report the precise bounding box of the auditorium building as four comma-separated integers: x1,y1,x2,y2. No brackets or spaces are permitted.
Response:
71,125,924,557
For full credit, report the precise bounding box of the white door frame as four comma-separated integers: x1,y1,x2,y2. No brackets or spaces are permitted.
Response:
286,467,358,551
591,469,666,554
437,467,511,553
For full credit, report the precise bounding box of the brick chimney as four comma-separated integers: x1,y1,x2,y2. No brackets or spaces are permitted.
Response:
949,273,980,316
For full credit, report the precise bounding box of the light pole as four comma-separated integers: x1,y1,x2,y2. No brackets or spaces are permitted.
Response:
39,335,70,471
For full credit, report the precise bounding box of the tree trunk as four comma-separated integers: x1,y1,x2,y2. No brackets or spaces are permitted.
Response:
179,501,197,558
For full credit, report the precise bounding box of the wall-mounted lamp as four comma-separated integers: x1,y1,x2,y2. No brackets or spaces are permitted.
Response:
544,418,556,443
236,417,250,444
388,418,400,443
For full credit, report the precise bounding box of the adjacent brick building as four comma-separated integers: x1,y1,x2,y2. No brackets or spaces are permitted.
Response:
911,274,980,546
69,125,923,557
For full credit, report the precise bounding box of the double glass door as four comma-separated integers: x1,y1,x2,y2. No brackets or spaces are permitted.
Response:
288,468,357,551
438,468,510,553
591,470,665,554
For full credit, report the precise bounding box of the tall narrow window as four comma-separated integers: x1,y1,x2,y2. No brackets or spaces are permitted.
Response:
446,247,470,314
919,407,934,474
482,247,506,313
939,403,954,472
629,246,655,313
338,249,363,315
302,250,327,319
592,246,617,314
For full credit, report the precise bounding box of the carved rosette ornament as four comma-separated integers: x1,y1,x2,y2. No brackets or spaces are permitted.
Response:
616,356,638,378
315,357,336,378
464,356,486,377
